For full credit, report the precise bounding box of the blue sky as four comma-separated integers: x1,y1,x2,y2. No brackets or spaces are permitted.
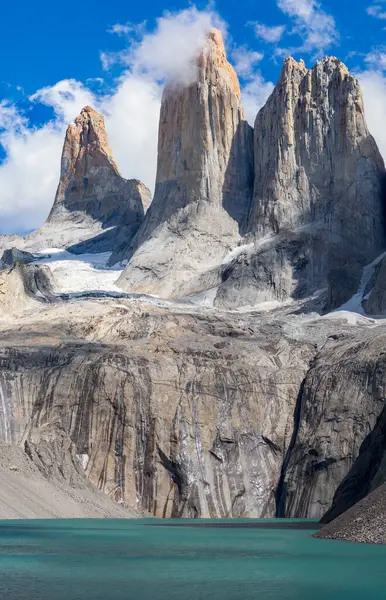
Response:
1,0,386,233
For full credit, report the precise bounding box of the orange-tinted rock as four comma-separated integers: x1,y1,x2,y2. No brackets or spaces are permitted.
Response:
48,106,150,230
115,29,253,295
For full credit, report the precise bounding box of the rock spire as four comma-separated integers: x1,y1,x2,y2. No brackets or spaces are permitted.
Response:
115,29,254,296
49,106,150,225
248,55,385,247
41,105,151,253
215,56,386,310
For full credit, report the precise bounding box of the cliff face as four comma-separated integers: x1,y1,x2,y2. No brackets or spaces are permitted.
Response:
48,106,150,227
115,29,254,296
1,257,386,520
211,57,386,311
277,330,386,518
0,292,315,518
322,405,386,525
249,56,384,243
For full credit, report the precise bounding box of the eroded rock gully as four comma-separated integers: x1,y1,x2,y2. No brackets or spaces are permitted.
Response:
0,293,385,519
0,301,313,517
0,32,386,524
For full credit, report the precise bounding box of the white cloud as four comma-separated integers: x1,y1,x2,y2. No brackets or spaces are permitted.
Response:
108,22,136,36
102,75,161,189
277,0,339,56
358,54,386,162
103,8,226,85
231,48,264,77
359,70,386,161
252,22,285,43
0,6,230,234
0,101,27,137
30,79,95,124
367,3,386,19
130,8,217,84
0,116,64,233
241,76,275,125
230,47,274,124
365,48,386,70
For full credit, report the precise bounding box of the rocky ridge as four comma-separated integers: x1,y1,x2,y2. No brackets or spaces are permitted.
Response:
212,56,386,311
0,30,385,527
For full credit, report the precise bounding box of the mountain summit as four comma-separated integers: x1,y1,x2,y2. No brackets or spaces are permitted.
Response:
114,28,254,295
41,105,151,253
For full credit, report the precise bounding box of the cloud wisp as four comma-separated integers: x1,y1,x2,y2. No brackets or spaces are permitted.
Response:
103,8,226,86
251,21,286,43
276,0,339,57
367,2,386,20
0,6,276,234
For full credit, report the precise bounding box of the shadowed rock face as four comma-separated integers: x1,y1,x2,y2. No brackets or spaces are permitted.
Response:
115,29,254,296
278,330,386,518
363,253,386,315
320,402,386,526
315,481,386,544
316,404,386,544
208,57,386,311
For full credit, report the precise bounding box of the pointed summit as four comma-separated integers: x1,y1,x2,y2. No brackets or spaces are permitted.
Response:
115,29,254,296
199,28,241,97
48,106,150,227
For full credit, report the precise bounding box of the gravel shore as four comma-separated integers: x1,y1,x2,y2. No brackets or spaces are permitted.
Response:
315,483,386,544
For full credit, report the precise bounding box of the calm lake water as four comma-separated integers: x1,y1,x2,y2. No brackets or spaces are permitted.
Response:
0,519,385,600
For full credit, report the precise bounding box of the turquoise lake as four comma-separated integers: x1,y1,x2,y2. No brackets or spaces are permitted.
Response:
0,519,385,600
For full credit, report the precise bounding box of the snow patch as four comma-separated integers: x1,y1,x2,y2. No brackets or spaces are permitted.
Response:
318,252,386,325
320,310,377,326
33,248,123,295
76,454,89,470
335,252,386,317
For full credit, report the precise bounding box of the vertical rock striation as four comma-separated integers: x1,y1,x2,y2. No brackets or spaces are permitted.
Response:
115,29,254,296
248,56,384,242
279,330,386,518
214,57,386,310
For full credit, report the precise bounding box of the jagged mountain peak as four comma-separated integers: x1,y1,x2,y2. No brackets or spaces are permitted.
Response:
280,56,308,75
315,55,350,72
79,104,100,116
279,55,351,83
58,105,119,181
12,103,152,254
46,103,149,228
